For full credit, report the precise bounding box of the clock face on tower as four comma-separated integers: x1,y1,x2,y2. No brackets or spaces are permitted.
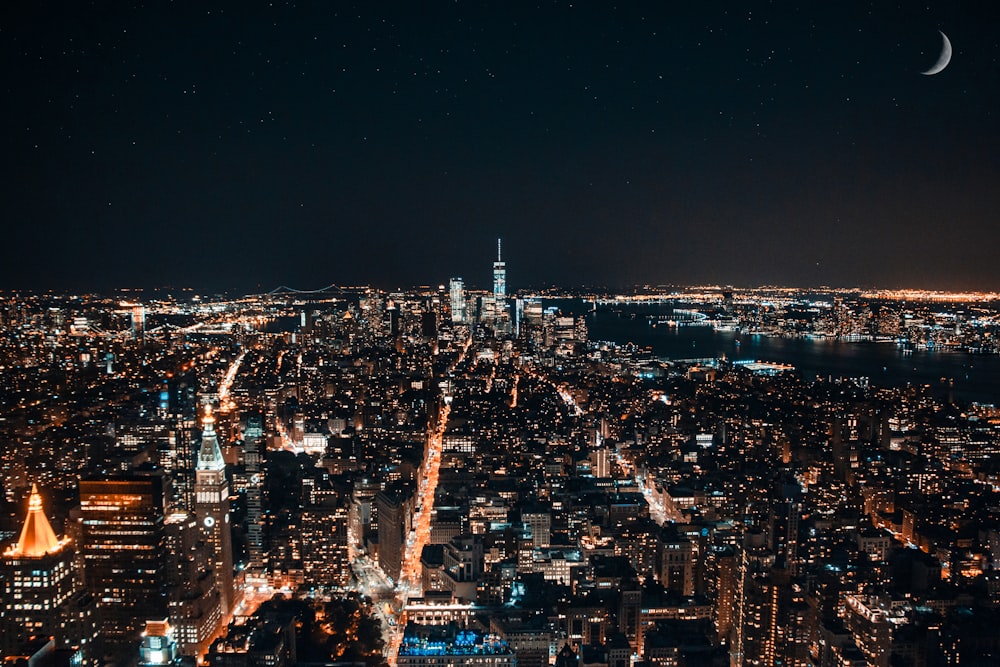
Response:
203,515,216,528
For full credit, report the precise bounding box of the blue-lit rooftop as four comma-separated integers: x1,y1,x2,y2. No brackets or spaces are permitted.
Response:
398,628,512,657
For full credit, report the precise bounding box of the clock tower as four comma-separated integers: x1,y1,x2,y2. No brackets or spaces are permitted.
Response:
195,405,234,617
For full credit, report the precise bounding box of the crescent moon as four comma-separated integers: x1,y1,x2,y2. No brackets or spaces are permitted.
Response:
921,30,952,76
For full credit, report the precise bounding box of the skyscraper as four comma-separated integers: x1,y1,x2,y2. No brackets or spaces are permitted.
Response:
0,484,75,655
376,483,413,584
79,472,170,658
449,277,466,324
243,415,266,583
493,238,507,314
486,238,511,333
195,405,235,618
164,511,222,658
163,370,199,513
769,474,802,576
385,301,400,339
131,303,146,346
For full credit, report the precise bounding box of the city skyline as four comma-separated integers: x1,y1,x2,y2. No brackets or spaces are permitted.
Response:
5,0,1000,653
3,2,1000,292
3,268,1000,664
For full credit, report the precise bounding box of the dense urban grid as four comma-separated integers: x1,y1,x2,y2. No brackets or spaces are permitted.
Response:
4,246,1000,667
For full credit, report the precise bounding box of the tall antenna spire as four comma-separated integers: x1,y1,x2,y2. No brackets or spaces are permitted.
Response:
497,237,502,262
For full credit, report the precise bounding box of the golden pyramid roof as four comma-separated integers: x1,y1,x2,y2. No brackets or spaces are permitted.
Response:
9,483,63,558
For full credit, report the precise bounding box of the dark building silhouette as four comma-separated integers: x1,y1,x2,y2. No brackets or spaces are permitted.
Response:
79,472,170,659
376,483,413,583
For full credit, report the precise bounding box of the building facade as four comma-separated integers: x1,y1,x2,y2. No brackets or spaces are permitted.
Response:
79,473,170,658
0,484,76,656
195,406,235,617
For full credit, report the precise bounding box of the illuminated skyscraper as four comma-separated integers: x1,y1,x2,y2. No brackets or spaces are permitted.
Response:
493,238,507,313
243,415,266,581
385,301,400,339
131,304,146,346
487,238,511,333
164,511,222,658
195,405,235,618
163,370,199,513
0,484,75,655
769,474,803,576
79,473,170,657
449,277,466,324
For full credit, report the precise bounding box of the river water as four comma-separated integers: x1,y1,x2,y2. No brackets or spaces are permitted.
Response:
563,302,1000,405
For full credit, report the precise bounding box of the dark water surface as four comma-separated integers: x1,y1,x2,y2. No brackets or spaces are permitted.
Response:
561,301,1000,405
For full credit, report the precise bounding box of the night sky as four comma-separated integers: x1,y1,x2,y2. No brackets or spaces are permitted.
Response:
3,2,1000,293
